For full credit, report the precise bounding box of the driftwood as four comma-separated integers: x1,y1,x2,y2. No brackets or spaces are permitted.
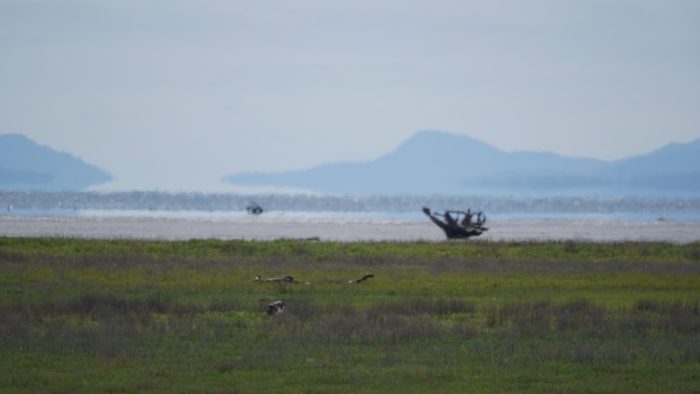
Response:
422,207,488,239
278,236,321,242
255,275,297,283
256,273,375,285
259,273,376,315
351,273,375,284
255,275,312,285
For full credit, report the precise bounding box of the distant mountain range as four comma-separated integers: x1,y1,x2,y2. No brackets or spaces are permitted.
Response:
225,130,700,196
0,134,111,191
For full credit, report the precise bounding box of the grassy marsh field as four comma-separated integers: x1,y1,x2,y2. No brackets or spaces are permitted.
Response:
1,237,699,393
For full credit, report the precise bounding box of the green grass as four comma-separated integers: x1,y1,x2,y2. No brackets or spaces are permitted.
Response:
1,237,699,393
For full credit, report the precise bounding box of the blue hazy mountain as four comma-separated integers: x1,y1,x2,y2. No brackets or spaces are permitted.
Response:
606,139,700,192
225,130,700,196
0,134,111,191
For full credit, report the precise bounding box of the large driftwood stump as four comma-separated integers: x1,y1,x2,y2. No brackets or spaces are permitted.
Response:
422,207,488,239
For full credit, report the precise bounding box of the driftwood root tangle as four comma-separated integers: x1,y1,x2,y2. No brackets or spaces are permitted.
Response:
422,206,488,239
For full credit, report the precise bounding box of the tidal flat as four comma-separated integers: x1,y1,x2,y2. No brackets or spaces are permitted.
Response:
1,238,699,393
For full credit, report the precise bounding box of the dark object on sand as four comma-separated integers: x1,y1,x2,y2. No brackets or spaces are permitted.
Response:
279,236,321,242
266,300,285,315
246,201,263,215
422,206,488,239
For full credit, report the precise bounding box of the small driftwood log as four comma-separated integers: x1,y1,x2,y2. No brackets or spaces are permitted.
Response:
255,275,296,283
351,273,375,284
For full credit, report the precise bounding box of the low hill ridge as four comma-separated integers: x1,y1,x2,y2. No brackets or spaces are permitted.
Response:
0,133,112,191
225,130,700,196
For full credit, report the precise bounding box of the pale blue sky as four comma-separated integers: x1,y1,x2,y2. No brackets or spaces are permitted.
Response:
1,0,698,191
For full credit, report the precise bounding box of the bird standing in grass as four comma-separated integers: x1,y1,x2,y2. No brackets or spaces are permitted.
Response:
266,300,285,315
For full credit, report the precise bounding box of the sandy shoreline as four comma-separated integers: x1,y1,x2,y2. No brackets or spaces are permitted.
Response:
2,216,699,243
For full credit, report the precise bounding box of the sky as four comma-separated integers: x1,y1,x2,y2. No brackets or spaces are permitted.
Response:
1,0,699,191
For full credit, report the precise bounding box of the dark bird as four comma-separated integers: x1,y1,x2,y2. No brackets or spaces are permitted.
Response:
266,300,285,315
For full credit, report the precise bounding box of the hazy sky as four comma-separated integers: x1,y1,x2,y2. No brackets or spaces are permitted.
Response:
1,0,699,191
